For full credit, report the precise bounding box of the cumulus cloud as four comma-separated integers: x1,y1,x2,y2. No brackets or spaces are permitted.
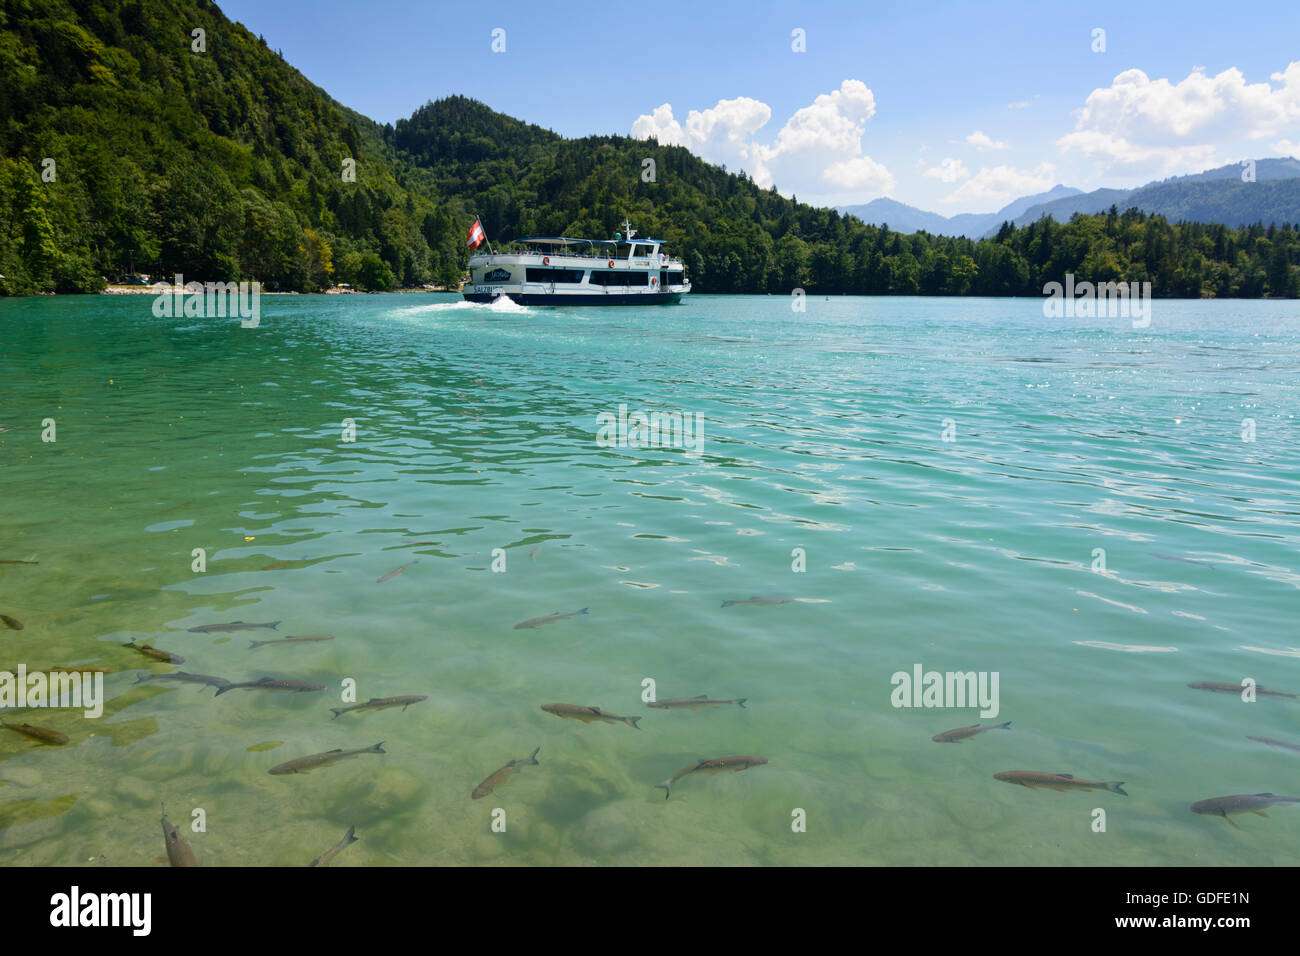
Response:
923,157,970,182
939,163,1056,205
1058,62,1300,175
1007,100,1032,110
1272,138,1300,156
630,80,894,201
965,130,1008,150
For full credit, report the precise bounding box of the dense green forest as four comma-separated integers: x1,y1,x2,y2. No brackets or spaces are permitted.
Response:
1,0,1298,298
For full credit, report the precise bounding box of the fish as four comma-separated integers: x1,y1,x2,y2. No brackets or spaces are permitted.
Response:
657,756,768,799
1190,793,1300,828
646,695,748,711
376,561,416,584
1149,552,1217,569
134,671,232,693
0,720,69,745
214,677,326,696
1247,736,1300,754
720,597,793,608
512,608,588,630
401,540,440,547
0,560,38,565
541,703,641,729
993,771,1127,795
472,747,541,799
261,560,304,571
1,614,24,630
249,634,336,650
187,621,280,633
309,825,358,867
331,695,428,719
268,742,386,775
1188,681,1296,699
127,643,185,664
932,721,1012,743
161,802,199,867
529,546,540,561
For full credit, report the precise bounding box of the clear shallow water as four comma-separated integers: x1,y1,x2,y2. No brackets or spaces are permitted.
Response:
1,292,1299,866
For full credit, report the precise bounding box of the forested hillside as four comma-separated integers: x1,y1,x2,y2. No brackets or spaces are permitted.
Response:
1,1,1297,298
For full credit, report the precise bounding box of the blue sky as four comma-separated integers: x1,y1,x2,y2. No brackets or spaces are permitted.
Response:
220,0,1300,214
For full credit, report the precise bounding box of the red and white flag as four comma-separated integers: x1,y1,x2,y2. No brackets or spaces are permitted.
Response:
466,218,486,249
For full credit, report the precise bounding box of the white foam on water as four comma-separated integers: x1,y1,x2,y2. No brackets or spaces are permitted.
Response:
389,296,533,319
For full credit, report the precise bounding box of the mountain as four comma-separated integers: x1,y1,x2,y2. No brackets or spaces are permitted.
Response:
994,158,1300,234
838,186,1082,237
1,1,1297,299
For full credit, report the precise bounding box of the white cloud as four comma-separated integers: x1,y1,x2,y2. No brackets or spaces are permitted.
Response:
940,163,1056,205
923,157,970,182
1058,62,1300,175
631,80,894,202
966,130,1008,150
1272,138,1300,156
1007,100,1032,110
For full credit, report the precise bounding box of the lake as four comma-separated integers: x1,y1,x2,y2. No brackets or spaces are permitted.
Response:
1,291,1298,865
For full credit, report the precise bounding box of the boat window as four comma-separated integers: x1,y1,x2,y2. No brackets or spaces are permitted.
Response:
525,268,585,283
591,271,651,287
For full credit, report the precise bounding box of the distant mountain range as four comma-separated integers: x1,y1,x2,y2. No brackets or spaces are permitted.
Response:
839,158,1300,238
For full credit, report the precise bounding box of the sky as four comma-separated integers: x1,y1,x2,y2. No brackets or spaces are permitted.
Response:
218,0,1300,215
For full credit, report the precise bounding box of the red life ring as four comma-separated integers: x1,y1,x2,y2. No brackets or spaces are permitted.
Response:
608,259,615,268
542,256,550,266
650,277,658,287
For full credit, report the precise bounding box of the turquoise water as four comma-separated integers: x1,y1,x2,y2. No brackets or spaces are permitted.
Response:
1,291,1298,866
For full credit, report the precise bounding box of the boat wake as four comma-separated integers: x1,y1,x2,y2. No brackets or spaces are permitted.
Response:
390,296,533,319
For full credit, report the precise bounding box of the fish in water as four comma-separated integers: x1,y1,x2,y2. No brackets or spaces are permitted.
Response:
1,614,24,630
331,695,428,719
933,721,1012,743
309,825,358,867
261,559,304,571
127,643,184,664
720,597,793,608
161,802,199,867
134,671,232,693
249,634,336,650
513,608,588,630
268,742,386,775
1247,736,1300,754
214,677,326,696
1190,793,1300,828
472,746,541,799
0,720,69,745
1149,552,1216,569
657,756,769,799
647,695,748,711
993,771,1127,795
1188,681,1296,699
0,560,38,565
187,621,280,634
529,546,540,561
376,561,416,584
541,703,641,729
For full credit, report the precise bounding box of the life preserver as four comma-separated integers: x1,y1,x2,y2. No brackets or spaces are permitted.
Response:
542,256,550,266
608,259,615,268
650,277,658,287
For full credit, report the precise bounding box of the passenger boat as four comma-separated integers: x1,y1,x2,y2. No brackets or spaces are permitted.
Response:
463,220,690,305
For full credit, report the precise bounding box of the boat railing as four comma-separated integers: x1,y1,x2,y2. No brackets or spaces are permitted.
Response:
477,248,684,265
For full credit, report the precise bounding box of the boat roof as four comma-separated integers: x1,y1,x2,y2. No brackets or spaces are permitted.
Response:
518,236,665,247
